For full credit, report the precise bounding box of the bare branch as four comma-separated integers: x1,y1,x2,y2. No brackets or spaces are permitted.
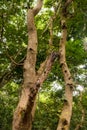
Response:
62,0,73,16
49,18,53,46
65,0,73,7
37,60,47,77
0,64,16,88
36,52,58,86
0,13,4,42
5,50,24,66
33,0,43,16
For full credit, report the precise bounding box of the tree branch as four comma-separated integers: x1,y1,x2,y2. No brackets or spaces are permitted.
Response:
0,64,16,88
62,0,73,17
6,51,25,66
49,17,53,46
33,0,43,16
0,13,4,42
36,52,59,87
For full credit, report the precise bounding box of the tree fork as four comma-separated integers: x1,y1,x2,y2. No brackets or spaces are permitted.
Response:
12,1,58,130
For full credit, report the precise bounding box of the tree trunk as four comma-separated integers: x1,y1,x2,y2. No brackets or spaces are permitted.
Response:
12,1,58,129
12,8,38,130
57,1,74,130
12,1,43,130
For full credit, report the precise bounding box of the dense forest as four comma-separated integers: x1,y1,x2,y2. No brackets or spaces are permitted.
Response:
0,0,87,130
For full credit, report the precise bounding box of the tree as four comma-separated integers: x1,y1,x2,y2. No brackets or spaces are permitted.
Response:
0,0,87,130
12,0,58,130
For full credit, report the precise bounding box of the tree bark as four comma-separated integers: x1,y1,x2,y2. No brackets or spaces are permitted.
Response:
12,1,58,130
12,9,38,130
57,19,74,130
57,1,74,130
12,1,43,130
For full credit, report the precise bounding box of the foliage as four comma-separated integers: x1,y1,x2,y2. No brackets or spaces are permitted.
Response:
32,83,63,130
0,82,19,130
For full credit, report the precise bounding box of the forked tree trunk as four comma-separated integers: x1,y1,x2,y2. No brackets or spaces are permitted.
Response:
12,1,58,130
57,0,74,130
